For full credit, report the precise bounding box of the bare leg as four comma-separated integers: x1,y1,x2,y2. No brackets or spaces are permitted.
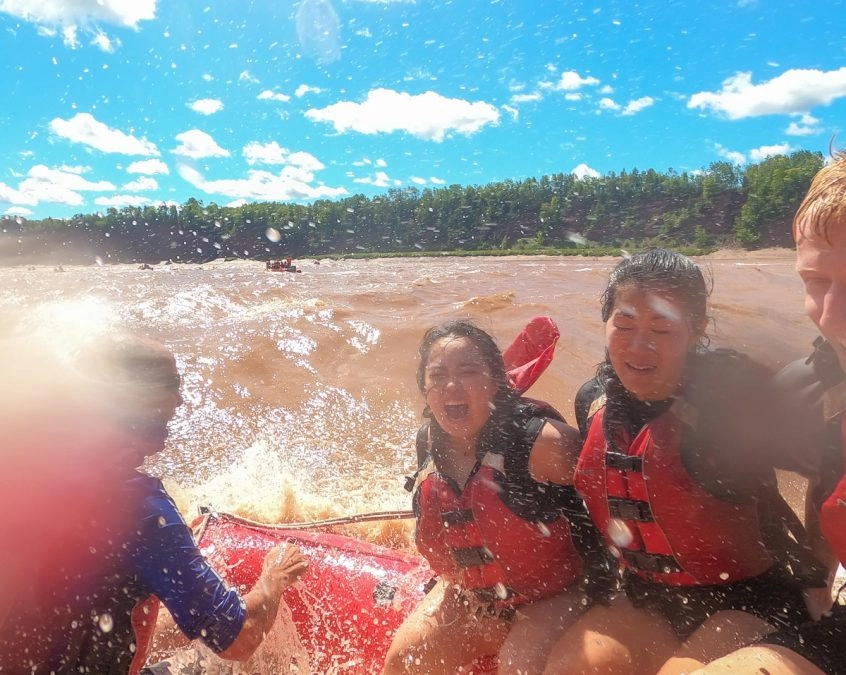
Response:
688,645,826,675
542,593,680,675
382,581,511,674
498,586,588,675
657,610,775,675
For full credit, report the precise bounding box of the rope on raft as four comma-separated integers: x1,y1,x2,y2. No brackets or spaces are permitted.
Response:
197,506,415,531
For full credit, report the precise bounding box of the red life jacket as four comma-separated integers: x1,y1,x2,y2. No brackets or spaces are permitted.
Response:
575,401,772,586
413,411,584,605
819,415,846,566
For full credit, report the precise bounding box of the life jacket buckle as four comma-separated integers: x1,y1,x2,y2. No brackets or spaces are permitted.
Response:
608,497,653,522
605,452,643,472
442,509,475,526
453,546,494,567
622,549,682,573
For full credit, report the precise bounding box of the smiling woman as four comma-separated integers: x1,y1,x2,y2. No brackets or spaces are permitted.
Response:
544,248,828,675
381,319,612,674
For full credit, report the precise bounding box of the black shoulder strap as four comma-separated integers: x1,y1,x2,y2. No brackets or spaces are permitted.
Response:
758,481,830,588
807,336,846,390
415,421,430,469
404,422,432,493
574,377,604,438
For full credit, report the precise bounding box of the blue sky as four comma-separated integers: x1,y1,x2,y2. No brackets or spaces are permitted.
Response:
1,0,845,220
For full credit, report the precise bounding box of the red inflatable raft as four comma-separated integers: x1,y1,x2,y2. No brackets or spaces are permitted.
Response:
193,510,498,673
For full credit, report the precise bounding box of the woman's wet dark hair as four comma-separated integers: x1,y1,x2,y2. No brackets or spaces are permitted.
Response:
595,249,712,430
600,248,710,345
416,319,512,398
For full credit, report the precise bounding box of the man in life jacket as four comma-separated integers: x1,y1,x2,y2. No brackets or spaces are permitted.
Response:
688,153,846,675
0,330,309,675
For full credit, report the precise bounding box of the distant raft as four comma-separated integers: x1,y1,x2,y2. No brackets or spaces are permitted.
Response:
266,258,302,273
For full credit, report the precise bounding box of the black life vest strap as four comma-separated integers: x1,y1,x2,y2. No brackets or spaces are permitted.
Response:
608,497,653,522
405,422,432,493
606,451,643,472
453,546,494,568
472,585,517,603
759,483,830,588
442,509,475,526
622,549,683,574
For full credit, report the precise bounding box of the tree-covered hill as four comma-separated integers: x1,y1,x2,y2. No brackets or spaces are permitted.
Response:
0,151,824,266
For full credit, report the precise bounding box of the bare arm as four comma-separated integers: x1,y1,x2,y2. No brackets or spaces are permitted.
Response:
218,543,309,661
527,418,582,486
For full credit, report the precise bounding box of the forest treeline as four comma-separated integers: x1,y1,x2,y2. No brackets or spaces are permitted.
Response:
0,150,824,265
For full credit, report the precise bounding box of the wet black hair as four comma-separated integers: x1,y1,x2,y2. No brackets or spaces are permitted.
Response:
600,248,710,344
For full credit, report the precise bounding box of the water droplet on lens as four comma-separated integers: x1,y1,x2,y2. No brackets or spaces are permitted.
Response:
494,583,508,600
98,613,114,633
607,518,633,547
266,228,281,243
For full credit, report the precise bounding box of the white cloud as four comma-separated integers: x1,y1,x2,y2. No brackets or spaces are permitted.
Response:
172,130,229,159
353,171,399,188
127,158,169,175
177,163,348,202
90,32,118,52
552,71,600,91
688,67,846,119
0,164,115,207
749,143,794,162
188,98,224,115
5,206,33,217
239,70,259,83
0,0,156,28
510,92,542,104
121,176,158,191
598,96,654,115
599,98,620,111
502,105,519,121
305,88,500,142
622,96,655,115
572,163,600,179
0,0,156,49
94,195,153,208
786,113,821,136
564,93,582,102
295,84,323,97
50,112,160,156
430,176,446,185
257,90,291,103
715,144,747,165
410,176,427,185
242,141,325,173
0,182,37,206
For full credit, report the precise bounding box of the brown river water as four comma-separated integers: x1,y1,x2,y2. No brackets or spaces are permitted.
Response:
0,250,819,669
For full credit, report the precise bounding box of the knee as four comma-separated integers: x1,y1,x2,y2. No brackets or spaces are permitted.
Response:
543,634,634,675
382,643,413,675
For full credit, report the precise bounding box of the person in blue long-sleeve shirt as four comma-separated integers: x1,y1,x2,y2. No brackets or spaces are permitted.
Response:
0,331,308,674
